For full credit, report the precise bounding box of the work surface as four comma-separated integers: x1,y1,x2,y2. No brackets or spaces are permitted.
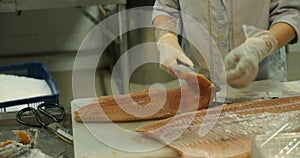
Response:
0,110,74,157
72,99,179,158
72,80,300,158
1,80,299,157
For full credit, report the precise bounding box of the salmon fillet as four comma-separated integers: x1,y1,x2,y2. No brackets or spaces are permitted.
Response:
136,96,300,158
74,67,216,122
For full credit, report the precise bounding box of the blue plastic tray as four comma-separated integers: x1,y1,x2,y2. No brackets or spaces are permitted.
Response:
0,62,59,112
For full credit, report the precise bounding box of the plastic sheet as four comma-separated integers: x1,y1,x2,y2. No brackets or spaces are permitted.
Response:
252,132,300,158
183,111,300,143
136,96,300,157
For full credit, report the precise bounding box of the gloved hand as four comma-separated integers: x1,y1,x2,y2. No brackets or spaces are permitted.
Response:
157,33,194,72
225,25,278,88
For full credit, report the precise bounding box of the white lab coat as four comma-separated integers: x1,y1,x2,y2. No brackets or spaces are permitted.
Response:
153,0,300,81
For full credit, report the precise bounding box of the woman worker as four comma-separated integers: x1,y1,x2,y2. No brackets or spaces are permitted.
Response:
153,0,300,88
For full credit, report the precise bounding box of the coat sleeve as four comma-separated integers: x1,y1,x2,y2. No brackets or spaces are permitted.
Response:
152,0,182,39
152,0,180,21
270,0,300,44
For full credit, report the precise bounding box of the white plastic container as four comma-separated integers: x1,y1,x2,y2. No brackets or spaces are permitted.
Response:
252,132,300,158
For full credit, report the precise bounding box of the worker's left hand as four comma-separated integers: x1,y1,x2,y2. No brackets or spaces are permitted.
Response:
225,25,278,88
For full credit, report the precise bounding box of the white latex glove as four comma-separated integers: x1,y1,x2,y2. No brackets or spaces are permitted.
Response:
157,33,194,70
225,25,278,88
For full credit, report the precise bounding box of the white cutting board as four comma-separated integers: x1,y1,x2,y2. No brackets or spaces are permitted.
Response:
71,98,178,158
71,80,300,158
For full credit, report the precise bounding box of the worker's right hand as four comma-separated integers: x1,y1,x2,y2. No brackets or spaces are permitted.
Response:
157,33,194,71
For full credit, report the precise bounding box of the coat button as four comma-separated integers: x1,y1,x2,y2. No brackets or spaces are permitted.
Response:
220,41,226,47
218,15,224,20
